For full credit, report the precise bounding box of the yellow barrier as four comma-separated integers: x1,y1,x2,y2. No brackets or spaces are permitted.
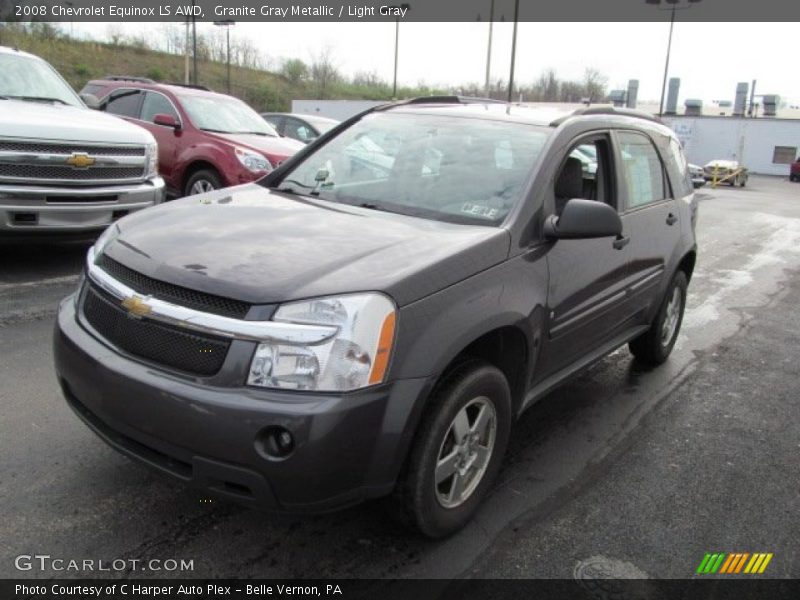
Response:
711,165,746,189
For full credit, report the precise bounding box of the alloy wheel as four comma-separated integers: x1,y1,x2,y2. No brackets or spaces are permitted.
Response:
434,396,497,509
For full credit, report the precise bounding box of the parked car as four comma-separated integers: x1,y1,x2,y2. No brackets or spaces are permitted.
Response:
703,159,748,186
81,77,304,197
261,112,339,144
0,48,164,237
54,99,697,537
790,158,800,182
688,163,706,188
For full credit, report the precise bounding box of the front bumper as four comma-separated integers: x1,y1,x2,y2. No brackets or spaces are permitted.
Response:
53,295,429,512
0,178,165,235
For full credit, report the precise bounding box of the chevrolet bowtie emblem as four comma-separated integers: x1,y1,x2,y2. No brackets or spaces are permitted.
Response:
121,295,152,317
66,153,95,169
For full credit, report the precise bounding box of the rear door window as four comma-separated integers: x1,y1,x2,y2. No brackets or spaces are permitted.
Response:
105,90,143,118
617,131,667,209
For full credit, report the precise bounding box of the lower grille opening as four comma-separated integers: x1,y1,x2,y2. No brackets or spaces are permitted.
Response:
219,481,253,498
12,212,37,224
82,283,230,376
46,195,119,203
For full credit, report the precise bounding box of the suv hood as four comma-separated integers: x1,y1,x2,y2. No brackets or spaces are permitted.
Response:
0,99,155,145
211,132,305,159
101,184,510,307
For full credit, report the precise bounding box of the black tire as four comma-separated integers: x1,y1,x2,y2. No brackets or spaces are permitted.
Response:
184,168,222,197
387,360,512,538
629,270,688,366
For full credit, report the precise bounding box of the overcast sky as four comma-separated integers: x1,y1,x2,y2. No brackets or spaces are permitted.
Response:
71,21,798,105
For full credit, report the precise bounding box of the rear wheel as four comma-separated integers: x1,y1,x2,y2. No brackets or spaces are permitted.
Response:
388,360,512,538
629,271,688,366
184,168,222,197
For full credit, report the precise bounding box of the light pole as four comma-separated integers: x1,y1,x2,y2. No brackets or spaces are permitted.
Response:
646,0,702,116
388,3,410,99
507,0,519,103
478,0,496,98
63,1,74,37
191,0,198,85
214,20,235,93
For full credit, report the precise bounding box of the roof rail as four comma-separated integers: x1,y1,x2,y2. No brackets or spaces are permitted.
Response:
550,106,662,126
165,82,213,91
102,75,155,83
373,95,507,112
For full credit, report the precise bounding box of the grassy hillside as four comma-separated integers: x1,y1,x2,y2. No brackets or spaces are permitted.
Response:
2,26,434,111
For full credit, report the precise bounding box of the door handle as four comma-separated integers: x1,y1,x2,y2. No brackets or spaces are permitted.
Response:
666,213,678,226
612,235,630,250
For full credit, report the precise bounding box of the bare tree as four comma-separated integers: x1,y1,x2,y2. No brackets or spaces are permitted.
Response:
309,46,340,99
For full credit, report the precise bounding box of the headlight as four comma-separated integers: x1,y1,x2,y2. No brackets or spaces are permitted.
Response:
235,147,273,173
145,142,158,178
248,293,397,392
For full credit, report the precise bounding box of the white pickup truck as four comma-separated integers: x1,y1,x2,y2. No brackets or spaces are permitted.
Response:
0,46,164,237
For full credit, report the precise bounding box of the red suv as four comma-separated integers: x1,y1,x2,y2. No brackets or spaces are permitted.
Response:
81,77,304,197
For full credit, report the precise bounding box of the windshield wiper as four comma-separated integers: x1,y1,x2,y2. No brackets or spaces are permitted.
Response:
199,127,234,134
9,95,69,105
273,179,313,196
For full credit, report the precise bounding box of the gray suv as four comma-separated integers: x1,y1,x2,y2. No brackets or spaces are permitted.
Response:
54,98,697,537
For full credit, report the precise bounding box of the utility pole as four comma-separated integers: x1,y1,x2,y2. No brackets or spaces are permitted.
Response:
484,0,495,97
191,0,198,85
184,19,190,84
748,79,757,117
389,3,410,100
507,0,519,104
214,20,235,93
658,4,675,117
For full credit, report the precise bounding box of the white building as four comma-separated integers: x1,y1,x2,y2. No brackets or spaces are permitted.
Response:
663,116,800,176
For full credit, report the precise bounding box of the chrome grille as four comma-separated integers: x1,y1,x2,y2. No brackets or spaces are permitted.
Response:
0,138,147,185
0,141,145,156
0,164,143,180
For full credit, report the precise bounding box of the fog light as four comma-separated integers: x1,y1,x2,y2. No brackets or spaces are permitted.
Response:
256,426,295,460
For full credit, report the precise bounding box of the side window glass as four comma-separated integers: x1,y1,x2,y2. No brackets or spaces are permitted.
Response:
286,119,315,142
554,138,608,215
669,138,693,197
618,132,666,209
141,92,179,123
105,90,142,118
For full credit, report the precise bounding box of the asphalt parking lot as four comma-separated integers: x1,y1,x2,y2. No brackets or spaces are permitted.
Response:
1,175,798,580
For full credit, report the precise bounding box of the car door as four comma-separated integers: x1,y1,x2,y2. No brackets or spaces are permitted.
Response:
614,130,681,327
537,133,632,377
284,117,317,143
139,91,182,186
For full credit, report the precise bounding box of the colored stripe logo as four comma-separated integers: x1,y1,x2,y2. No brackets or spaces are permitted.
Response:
696,552,773,574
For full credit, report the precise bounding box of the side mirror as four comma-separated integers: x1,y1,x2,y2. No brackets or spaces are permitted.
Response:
544,198,622,240
153,113,180,129
80,93,100,109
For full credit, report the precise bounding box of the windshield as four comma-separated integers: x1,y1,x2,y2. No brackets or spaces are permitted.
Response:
180,94,279,136
274,112,549,225
0,53,83,107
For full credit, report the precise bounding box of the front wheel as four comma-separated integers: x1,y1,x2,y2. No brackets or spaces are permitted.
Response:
184,169,222,197
387,360,512,538
629,271,688,366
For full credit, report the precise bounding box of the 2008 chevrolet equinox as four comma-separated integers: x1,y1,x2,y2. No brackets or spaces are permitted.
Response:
54,97,698,537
